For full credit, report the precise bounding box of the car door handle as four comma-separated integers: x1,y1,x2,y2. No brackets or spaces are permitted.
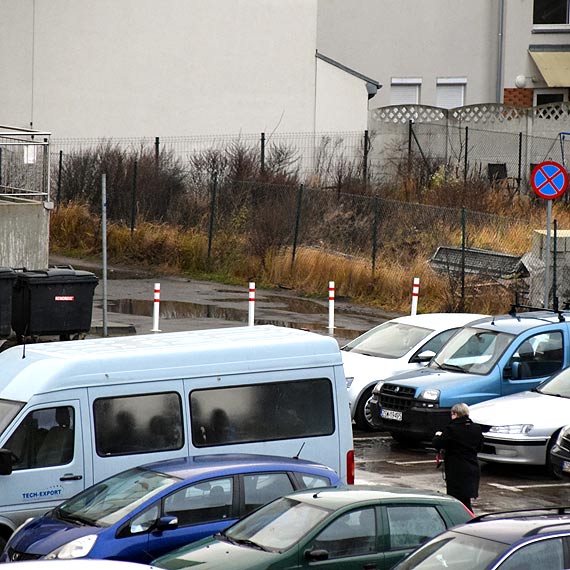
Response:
363,564,377,570
60,474,83,481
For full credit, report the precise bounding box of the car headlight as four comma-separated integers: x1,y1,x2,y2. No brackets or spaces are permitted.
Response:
372,381,384,395
419,389,440,401
345,376,354,389
488,424,534,435
45,535,98,559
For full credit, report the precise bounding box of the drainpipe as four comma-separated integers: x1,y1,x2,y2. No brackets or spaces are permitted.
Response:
496,0,505,103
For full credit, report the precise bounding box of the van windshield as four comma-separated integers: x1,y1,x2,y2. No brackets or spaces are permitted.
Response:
55,467,181,527
431,327,514,375
0,399,25,438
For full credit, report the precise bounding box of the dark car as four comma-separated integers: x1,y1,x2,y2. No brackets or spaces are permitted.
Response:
152,485,473,570
392,507,570,570
1,454,341,564
550,424,570,478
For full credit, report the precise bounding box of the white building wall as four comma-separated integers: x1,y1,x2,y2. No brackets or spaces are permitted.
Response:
0,0,326,138
317,0,499,108
315,58,370,132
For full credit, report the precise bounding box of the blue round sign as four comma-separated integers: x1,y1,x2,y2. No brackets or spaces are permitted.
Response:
531,161,568,200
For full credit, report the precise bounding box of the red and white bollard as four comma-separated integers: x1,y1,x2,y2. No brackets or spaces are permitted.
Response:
410,277,420,316
328,281,335,335
151,283,161,332
248,282,255,326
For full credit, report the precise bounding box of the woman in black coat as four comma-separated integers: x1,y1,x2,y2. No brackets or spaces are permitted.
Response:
432,402,483,511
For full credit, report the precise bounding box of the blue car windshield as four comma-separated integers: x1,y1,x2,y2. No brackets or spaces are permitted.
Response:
431,327,514,376
56,467,181,527
343,322,433,359
225,497,331,552
0,399,25,438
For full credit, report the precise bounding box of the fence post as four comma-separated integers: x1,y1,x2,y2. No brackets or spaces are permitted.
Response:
328,281,335,335
371,197,379,275
260,132,266,175
553,219,558,311
101,173,108,337
291,184,304,270
154,136,160,170
363,129,370,186
517,132,523,191
407,120,413,179
151,283,161,332
130,159,138,236
410,277,420,316
464,126,469,183
461,207,466,311
248,282,255,326
207,173,217,261
56,150,63,206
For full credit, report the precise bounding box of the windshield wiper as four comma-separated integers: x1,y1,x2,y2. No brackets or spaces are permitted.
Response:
438,363,467,373
231,538,269,551
55,511,96,526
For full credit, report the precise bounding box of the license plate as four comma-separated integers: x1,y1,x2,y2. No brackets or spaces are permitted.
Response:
563,461,570,473
380,408,402,421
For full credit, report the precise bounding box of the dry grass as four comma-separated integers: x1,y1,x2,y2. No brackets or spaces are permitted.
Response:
48,199,553,315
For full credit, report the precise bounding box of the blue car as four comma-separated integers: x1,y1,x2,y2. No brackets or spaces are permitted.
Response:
1,454,341,564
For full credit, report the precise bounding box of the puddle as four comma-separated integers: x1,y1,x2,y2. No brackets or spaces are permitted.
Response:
104,298,363,340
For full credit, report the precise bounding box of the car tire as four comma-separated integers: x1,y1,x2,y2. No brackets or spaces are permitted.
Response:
354,387,379,431
546,429,561,477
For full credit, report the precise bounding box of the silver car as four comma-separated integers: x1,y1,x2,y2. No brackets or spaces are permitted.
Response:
470,364,570,468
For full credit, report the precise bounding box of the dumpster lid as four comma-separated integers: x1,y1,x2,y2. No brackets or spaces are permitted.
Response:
15,268,98,281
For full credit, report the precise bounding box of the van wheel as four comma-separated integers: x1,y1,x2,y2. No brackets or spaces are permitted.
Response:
354,387,379,431
0,528,9,553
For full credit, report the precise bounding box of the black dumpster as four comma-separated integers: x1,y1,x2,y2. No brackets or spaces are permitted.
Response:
0,267,16,338
12,268,99,339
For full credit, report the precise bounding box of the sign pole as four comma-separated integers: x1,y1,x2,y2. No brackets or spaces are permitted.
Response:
530,161,568,309
545,200,551,309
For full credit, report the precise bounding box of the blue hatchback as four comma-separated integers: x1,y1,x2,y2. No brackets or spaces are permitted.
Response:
1,454,341,564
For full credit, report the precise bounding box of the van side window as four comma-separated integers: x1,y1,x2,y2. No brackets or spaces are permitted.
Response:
190,378,334,447
94,392,183,457
4,406,75,470
509,331,564,380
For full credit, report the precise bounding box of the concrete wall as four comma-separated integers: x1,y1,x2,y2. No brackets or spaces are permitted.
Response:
315,58,371,132
0,201,49,270
0,0,370,138
317,0,498,108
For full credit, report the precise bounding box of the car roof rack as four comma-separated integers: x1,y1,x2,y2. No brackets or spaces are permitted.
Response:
508,303,566,322
470,507,570,523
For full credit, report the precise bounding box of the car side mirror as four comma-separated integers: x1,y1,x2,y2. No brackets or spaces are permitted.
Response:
305,549,329,562
0,449,14,475
155,515,178,532
504,361,519,380
413,350,436,364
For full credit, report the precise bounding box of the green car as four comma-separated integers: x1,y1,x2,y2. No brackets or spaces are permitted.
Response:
152,485,473,570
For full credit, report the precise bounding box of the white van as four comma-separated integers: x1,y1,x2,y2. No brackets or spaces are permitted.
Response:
0,325,353,546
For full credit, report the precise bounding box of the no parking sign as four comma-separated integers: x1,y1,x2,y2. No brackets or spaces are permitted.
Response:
531,161,568,200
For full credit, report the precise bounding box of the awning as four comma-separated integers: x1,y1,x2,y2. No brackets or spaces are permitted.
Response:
529,46,570,87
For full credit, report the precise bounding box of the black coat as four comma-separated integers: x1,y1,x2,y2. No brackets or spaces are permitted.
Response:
432,415,483,499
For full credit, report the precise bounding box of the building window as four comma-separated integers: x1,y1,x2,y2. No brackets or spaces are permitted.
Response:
534,0,569,24
436,78,467,109
534,88,568,105
390,78,421,105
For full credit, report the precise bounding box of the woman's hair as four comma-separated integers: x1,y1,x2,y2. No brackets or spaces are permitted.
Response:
451,402,469,417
